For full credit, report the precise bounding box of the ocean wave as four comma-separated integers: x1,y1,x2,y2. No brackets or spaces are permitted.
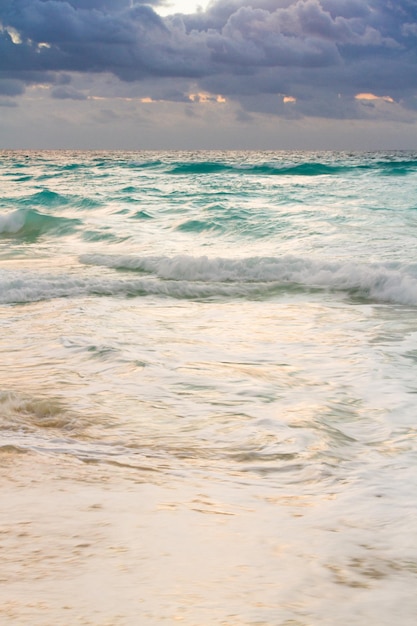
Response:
79,254,417,305
374,159,417,175
13,175,33,182
0,391,79,433
0,209,81,238
170,162,232,175
0,254,415,306
165,158,417,177
10,191,101,211
0,270,270,304
61,162,89,171
176,219,224,233
25,189,70,207
167,160,351,176
131,210,154,220
128,159,163,169
174,205,282,237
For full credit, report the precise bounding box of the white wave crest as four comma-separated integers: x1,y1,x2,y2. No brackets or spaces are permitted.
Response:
79,253,417,306
1,255,417,305
0,270,264,304
0,209,26,234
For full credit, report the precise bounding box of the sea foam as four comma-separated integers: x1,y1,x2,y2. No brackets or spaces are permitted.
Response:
1,254,416,305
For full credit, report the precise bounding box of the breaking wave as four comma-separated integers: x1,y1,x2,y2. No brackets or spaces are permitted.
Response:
1,254,416,305
0,208,80,238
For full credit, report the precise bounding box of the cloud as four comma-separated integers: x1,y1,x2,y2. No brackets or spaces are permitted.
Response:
0,78,25,95
0,98,19,107
51,85,87,99
1,0,417,121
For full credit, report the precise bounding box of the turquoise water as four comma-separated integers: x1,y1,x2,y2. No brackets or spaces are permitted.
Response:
1,150,417,624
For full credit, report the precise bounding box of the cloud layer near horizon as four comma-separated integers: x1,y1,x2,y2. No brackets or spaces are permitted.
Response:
1,0,417,122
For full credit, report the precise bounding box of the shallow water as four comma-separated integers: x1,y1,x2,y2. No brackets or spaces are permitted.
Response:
1,150,417,624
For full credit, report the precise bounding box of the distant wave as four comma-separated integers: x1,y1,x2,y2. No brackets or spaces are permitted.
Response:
374,159,417,175
0,208,80,238
168,161,349,176
5,152,417,181
25,189,70,207
1,254,415,306
170,162,232,175
15,189,101,210
166,158,417,177
60,162,88,171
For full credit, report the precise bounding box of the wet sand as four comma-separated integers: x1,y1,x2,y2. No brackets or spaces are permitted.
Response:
2,451,290,626
2,450,417,626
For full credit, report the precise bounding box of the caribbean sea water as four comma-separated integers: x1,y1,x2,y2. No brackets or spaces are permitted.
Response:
1,150,417,625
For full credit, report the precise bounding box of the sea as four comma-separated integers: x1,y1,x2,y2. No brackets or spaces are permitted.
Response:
1,150,417,625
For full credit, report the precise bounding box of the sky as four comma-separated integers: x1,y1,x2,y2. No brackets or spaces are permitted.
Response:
157,0,210,16
1,0,417,150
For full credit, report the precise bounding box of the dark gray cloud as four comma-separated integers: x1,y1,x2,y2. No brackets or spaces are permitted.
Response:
1,0,417,120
